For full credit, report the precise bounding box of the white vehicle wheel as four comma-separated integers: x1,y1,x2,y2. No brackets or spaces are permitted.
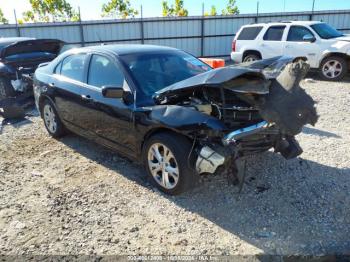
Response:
319,56,347,81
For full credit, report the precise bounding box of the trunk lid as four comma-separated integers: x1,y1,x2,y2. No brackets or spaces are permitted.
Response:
0,39,64,62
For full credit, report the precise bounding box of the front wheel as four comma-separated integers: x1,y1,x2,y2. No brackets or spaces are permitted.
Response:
319,56,348,81
41,99,66,138
143,132,197,195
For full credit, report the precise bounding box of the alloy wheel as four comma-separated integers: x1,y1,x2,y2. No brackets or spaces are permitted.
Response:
147,143,179,190
43,104,57,133
322,60,342,79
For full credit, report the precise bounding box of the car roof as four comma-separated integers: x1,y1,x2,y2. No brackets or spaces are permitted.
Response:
70,44,180,56
0,37,35,45
243,21,323,27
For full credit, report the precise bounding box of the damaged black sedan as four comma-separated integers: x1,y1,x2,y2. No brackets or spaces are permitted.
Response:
34,45,317,195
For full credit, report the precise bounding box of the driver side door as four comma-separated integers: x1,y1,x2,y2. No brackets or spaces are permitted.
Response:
78,53,137,157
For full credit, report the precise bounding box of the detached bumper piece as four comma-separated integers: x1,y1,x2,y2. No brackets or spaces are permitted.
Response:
196,146,225,174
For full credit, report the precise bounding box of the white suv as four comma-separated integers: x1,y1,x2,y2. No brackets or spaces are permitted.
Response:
231,21,350,81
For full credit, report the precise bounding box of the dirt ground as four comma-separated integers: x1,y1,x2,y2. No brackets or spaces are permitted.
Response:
0,77,349,257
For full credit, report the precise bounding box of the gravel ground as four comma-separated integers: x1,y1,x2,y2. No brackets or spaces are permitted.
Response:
0,77,349,256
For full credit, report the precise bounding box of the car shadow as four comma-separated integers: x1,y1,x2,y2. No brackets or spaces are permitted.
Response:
59,134,350,255
302,126,341,138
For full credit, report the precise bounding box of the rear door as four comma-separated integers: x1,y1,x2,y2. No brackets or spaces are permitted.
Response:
260,25,286,58
52,53,89,128
284,25,320,68
77,53,136,156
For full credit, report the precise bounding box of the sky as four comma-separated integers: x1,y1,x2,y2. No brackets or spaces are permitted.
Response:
1,0,349,23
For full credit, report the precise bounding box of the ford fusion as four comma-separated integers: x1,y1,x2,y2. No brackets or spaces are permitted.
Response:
33,45,317,195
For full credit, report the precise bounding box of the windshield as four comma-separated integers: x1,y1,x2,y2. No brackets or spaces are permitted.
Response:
311,23,343,39
120,51,211,96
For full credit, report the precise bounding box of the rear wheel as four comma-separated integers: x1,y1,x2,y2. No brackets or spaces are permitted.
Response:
319,56,347,81
0,77,16,99
41,99,66,138
243,53,261,63
143,132,197,195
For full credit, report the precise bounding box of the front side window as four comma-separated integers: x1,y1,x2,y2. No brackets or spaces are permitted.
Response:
120,51,211,96
287,26,314,42
263,26,286,41
237,26,263,40
60,54,87,82
88,55,124,88
310,23,343,39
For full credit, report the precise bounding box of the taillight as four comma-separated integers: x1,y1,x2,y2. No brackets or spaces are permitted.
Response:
232,40,236,52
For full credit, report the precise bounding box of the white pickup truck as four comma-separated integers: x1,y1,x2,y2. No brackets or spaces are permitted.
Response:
231,21,350,81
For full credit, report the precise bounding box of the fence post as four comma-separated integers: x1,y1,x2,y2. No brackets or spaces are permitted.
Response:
13,9,21,37
200,3,204,57
140,5,145,44
78,7,85,47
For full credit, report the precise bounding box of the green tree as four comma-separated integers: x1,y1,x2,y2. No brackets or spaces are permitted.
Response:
102,0,138,19
162,0,188,17
210,5,217,16
22,0,79,22
0,8,9,24
222,0,239,15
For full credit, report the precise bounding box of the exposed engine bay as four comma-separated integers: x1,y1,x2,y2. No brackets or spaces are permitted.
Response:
152,56,318,184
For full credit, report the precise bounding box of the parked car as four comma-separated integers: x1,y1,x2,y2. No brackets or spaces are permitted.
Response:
231,21,350,81
0,37,64,100
34,45,317,195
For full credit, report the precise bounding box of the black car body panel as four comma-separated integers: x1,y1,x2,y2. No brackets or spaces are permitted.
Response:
34,45,317,175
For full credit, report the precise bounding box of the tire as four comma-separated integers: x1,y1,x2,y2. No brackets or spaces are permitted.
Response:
243,53,261,63
0,77,16,99
41,99,66,138
143,132,197,195
319,56,348,81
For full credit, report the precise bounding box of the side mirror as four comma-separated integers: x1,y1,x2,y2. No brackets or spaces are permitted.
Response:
303,34,316,43
101,85,124,98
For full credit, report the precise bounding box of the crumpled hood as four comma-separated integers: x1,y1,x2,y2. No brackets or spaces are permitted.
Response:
0,39,65,60
154,56,318,136
154,66,269,103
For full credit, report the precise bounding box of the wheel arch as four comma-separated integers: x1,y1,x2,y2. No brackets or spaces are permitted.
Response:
38,95,57,117
320,52,350,69
140,127,192,155
242,50,262,60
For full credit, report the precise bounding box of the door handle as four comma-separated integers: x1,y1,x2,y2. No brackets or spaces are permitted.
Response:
81,94,93,101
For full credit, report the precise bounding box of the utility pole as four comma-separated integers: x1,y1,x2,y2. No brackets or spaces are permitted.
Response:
140,5,144,44
310,0,316,20
256,1,259,23
13,9,20,37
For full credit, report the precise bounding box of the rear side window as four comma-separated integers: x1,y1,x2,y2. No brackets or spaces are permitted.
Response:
287,26,314,41
237,26,263,40
60,54,87,82
88,55,124,88
263,26,286,41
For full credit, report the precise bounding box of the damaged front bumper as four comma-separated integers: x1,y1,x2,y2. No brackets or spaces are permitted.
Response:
195,121,303,174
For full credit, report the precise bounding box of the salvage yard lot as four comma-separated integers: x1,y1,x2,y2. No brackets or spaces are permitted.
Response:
0,77,349,256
